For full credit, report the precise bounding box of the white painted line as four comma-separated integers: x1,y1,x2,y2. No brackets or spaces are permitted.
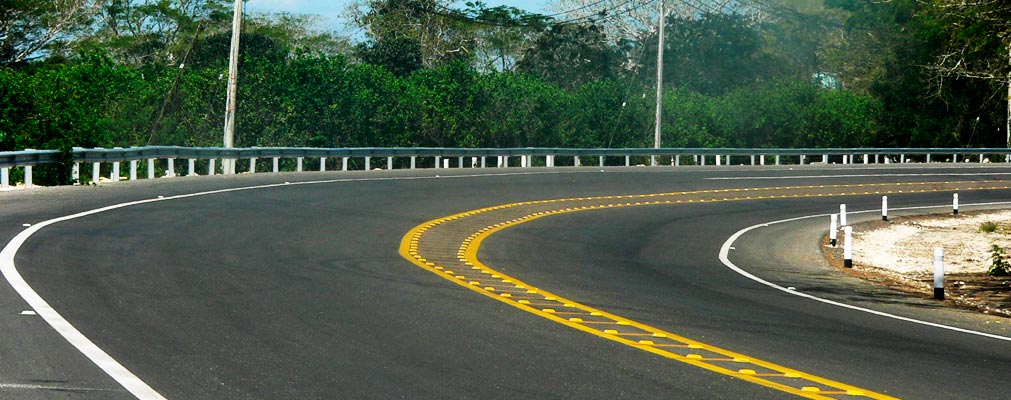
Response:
718,201,1011,342
0,169,608,399
708,172,1011,180
19,310,36,316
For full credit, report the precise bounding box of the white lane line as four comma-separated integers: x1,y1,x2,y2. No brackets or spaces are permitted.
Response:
718,201,1011,342
708,172,1011,180
0,169,607,399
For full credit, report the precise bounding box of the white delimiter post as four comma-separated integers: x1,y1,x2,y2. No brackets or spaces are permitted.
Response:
953,193,959,215
840,204,847,227
882,196,888,221
934,247,945,300
830,214,838,247
843,226,853,268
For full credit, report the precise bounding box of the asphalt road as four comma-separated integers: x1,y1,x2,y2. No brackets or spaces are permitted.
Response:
3,165,1011,399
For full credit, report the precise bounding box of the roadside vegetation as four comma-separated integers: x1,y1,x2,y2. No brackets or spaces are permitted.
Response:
1,0,1008,156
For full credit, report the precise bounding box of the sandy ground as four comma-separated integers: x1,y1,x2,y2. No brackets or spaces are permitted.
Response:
843,210,1011,316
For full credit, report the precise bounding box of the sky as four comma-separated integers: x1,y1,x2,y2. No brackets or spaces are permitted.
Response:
245,1,550,33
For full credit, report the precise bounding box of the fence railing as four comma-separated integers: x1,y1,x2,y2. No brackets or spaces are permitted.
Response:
2,146,1010,190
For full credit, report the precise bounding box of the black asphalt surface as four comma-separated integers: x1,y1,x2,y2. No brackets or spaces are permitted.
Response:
3,165,1011,399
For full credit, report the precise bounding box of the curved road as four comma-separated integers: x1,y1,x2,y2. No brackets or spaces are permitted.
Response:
2,165,1011,399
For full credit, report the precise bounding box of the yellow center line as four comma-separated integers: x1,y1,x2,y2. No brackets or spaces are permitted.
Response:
399,180,1011,399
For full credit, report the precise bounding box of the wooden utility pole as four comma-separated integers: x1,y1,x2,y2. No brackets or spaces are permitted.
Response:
223,0,242,174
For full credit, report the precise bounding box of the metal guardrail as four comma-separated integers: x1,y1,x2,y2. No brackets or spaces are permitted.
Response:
2,146,1010,189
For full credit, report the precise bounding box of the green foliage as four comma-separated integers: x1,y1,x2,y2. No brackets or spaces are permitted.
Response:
517,23,623,90
980,221,999,234
989,244,1011,276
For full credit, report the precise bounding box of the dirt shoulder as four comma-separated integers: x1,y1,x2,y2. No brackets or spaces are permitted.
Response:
823,210,1011,318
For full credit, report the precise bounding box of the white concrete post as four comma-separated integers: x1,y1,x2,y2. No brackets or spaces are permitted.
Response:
472,157,478,168
167,159,176,177
249,157,257,173
458,156,464,169
389,156,394,170
342,157,349,171
759,155,765,166
823,154,828,164
188,159,196,176
481,157,487,168
863,154,869,164
775,155,780,165
72,163,80,181
953,193,959,215
296,157,303,172
23,166,32,188
800,154,806,164
599,156,604,167
900,154,906,164
625,156,630,167
934,247,945,300
573,156,579,167
92,162,100,183
435,156,442,169
547,155,555,168
1,167,8,189
750,155,755,165
147,159,155,179
700,155,706,166
320,158,326,172
927,153,932,163
716,155,722,166
843,226,853,268
410,156,417,170
651,155,657,167
882,196,888,221
366,156,373,170
830,214,838,247
675,155,681,166
442,158,449,169
112,160,121,182
840,204,847,227
130,160,138,180
209,159,217,176
272,157,279,173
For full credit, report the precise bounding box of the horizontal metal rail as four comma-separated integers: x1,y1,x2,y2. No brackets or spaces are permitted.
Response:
2,146,1010,190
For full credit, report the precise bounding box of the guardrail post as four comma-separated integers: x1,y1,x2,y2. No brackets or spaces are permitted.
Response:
840,203,847,227
130,160,138,180
435,156,441,169
209,159,216,176
716,155,722,166
775,155,780,165
147,159,155,179
167,158,176,177
320,158,326,172
442,158,449,169
2,167,9,189
934,248,945,300
822,154,828,164
599,156,604,167
480,156,487,168
471,157,478,168
389,156,395,170
92,162,100,183
674,155,679,166
650,155,657,167
953,193,959,215
188,159,196,176
572,156,579,167
546,155,554,168
458,156,464,169
23,165,32,188
342,157,348,171
980,153,985,163
296,157,303,172
249,157,257,174
112,149,122,181
953,153,958,163
760,155,765,166
800,154,806,164
72,163,80,182
750,155,755,165
366,156,372,170
900,154,906,164
863,154,869,164
926,153,932,163
272,157,279,173
625,156,630,167
410,156,416,169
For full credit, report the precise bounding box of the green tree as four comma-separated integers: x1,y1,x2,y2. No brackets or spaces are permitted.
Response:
517,22,623,90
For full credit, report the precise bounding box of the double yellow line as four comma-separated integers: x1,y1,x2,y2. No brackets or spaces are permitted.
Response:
399,181,1011,399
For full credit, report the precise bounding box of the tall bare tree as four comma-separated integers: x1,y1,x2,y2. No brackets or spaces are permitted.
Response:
0,0,101,65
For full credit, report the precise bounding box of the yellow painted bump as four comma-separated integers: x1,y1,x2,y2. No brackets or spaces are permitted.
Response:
604,329,619,334
484,287,495,291
638,340,655,345
733,358,749,363
590,312,603,316
545,296,557,301
518,300,531,304
739,369,757,375
563,303,576,308
652,333,667,338
542,309,556,313
801,387,821,393
785,373,802,378
688,344,703,349
847,390,866,396
686,354,703,359
569,318,584,322
469,281,480,286
499,293,512,298
616,321,631,326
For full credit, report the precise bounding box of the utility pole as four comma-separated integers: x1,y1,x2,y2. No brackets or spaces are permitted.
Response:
223,0,242,174
653,0,665,167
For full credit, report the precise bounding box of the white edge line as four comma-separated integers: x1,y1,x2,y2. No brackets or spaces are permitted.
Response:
0,170,574,400
718,201,1011,343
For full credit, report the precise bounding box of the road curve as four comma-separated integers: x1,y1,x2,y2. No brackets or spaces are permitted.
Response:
2,165,1011,399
